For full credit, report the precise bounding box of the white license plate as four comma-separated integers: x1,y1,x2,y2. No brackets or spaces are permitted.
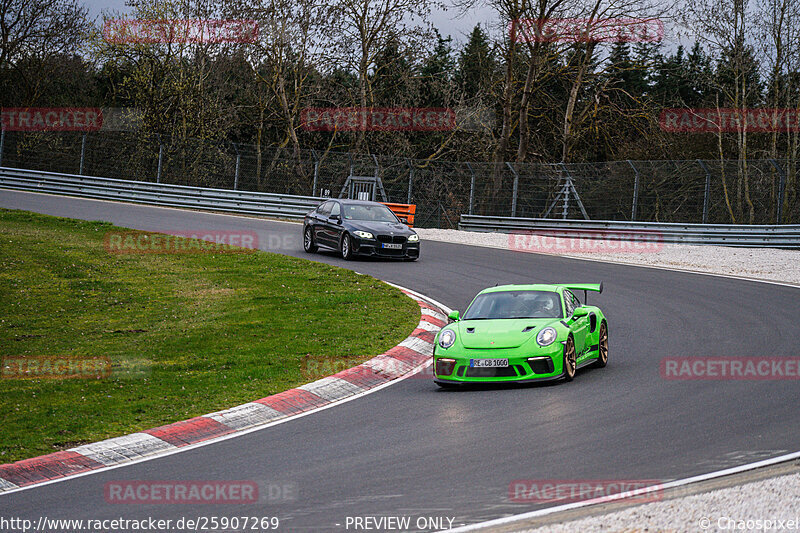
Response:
470,358,509,368
382,243,402,249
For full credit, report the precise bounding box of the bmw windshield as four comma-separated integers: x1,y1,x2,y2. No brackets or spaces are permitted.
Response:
463,290,563,320
343,204,398,222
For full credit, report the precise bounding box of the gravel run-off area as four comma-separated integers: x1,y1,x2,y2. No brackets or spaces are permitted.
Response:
519,473,800,533
416,228,800,286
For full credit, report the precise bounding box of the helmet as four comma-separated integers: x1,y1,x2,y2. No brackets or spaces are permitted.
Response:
531,294,556,315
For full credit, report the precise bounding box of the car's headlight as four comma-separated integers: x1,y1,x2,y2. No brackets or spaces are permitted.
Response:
536,327,558,347
407,233,419,243
438,329,456,349
353,230,374,239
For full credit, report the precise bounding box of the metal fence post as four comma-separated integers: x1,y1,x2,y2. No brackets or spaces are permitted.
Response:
232,143,240,190
770,159,786,224
506,162,519,217
467,163,476,215
0,128,5,168
156,135,164,183
406,158,413,204
79,132,87,175
311,149,320,196
697,159,711,224
627,160,639,221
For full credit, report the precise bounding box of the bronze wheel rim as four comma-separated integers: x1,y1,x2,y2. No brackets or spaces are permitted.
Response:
565,339,576,377
599,324,608,363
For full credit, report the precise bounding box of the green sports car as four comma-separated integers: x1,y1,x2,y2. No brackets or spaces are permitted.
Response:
433,283,608,387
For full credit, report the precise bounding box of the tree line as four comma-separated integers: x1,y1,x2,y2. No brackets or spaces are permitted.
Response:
2,0,799,222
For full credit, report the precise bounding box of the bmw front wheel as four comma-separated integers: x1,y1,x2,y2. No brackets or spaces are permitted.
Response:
341,233,354,260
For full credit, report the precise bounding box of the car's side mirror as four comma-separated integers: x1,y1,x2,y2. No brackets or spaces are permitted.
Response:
328,215,341,224
448,310,460,322
571,307,589,319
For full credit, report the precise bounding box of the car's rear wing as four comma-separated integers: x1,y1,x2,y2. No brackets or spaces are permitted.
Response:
564,283,603,294
564,283,603,304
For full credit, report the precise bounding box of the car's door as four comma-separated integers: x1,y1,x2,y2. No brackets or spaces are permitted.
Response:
327,202,344,245
314,201,333,246
566,290,590,356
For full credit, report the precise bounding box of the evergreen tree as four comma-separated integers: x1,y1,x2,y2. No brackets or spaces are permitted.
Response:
714,36,762,107
370,36,416,106
606,41,648,103
419,30,455,107
455,25,495,102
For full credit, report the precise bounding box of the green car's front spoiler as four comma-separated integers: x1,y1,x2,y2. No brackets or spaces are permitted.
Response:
432,342,602,386
433,372,566,387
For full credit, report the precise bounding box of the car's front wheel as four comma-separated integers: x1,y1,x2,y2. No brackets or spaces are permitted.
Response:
340,233,354,260
303,227,318,253
594,322,608,368
563,336,577,382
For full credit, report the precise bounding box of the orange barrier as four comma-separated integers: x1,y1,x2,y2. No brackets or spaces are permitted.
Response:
382,203,416,227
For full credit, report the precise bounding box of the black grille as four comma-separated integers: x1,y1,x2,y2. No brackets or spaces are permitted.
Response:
465,366,518,378
528,358,554,374
377,235,407,244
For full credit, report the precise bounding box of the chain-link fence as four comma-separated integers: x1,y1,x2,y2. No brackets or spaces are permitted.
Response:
1,130,798,227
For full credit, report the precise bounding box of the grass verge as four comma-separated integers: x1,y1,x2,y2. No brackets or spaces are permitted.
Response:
0,209,419,462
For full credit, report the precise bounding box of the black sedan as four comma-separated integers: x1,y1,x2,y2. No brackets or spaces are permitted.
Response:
303,199,420,261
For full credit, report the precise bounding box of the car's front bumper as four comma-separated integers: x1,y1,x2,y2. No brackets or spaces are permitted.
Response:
352,237,420,259
433,374,565,386
432,344,567,384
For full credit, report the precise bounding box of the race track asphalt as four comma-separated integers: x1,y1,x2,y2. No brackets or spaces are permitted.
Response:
2,189,799,531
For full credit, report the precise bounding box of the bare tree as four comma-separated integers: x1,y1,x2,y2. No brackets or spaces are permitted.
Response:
680,0,760,223
753,0,800,219
0,0,92,105
556,0,665,163
328,0,436,150
231,0,333,169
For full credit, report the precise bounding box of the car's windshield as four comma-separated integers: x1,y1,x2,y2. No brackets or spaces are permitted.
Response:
343,204,398,222
463,290,563,319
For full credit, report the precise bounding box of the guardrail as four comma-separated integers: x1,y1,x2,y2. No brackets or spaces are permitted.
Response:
459,215,800,248
0,167,325,219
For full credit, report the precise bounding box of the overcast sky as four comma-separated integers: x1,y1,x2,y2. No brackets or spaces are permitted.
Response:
85,0,497,47
84,0,684,53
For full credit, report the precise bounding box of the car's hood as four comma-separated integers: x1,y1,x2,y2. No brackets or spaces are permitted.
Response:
347,220,412,235
456,318,558,349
